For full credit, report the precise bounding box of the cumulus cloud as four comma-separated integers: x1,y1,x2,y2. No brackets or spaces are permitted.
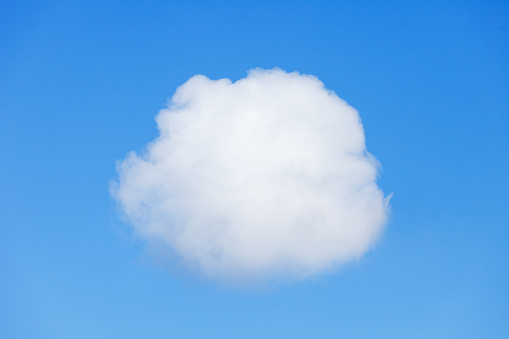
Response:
112,68,390,283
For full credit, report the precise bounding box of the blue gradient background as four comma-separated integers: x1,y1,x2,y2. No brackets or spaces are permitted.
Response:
1,1,508,338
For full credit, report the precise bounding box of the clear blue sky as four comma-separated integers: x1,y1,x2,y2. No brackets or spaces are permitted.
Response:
1,0,508,338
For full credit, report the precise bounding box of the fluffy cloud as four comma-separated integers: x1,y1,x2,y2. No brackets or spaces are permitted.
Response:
112,68,390,283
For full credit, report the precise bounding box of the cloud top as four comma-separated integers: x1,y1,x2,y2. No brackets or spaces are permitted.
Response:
113,68,389,283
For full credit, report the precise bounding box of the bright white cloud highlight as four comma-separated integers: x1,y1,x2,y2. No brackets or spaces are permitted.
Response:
113,68,389,283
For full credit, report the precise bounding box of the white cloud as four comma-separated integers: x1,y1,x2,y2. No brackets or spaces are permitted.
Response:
112,68,390,284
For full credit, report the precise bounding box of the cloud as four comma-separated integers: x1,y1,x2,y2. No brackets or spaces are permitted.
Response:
112,68,390,284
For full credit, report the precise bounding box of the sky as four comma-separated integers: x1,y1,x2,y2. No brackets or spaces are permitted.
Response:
1,0,508,338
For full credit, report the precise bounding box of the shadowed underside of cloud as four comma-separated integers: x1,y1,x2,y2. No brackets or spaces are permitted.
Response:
112,68,390,284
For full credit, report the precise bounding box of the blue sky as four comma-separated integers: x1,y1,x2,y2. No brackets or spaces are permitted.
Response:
1,0,508,338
